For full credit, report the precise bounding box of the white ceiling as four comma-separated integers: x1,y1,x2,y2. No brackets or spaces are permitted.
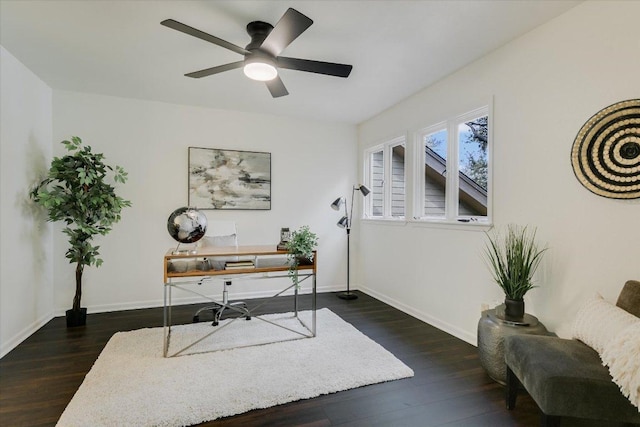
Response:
0,0,581,124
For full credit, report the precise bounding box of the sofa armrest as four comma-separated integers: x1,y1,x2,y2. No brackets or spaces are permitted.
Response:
616,279,640,317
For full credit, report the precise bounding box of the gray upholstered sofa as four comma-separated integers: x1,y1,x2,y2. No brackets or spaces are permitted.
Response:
505,280,640,426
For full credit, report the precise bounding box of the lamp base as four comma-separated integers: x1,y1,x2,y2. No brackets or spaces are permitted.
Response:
337,291,358,300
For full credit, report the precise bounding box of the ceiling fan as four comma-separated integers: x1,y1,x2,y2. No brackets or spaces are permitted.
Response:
161,8,353,98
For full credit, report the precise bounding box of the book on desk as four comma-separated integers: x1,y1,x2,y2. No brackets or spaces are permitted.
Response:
224,260,256,270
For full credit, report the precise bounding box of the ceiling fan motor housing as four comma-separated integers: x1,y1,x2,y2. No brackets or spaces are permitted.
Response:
245,21,274,52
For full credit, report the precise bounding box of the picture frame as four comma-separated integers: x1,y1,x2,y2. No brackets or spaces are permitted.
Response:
188,147,271,210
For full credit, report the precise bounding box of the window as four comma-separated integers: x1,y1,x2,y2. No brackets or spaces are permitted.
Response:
417,107,490,223
365,136,406,219
362,106,491,226
370,149,384,216
390,144,406,217
422,127,448,218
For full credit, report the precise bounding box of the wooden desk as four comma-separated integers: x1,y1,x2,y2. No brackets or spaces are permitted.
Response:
163,245,316,357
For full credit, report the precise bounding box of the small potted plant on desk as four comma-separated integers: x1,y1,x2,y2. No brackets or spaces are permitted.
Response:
30,136,131,327
484,224,547,320
285,225,318,286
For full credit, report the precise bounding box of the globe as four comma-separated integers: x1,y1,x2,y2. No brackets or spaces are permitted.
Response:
167,207,207,244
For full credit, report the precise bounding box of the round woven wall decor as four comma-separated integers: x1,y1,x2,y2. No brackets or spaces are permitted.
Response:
571,99,640,199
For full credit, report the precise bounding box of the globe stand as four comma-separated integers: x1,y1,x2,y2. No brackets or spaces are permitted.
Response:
172,242,197,255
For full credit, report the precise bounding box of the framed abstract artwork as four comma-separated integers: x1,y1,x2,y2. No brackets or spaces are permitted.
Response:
188,147,271,210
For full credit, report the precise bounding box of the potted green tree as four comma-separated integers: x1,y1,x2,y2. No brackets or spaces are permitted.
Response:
30,136,131,327
285,225,318,286
484,224,547,320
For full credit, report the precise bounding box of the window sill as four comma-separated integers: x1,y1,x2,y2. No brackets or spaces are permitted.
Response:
361,218,408,227
361,217,492,232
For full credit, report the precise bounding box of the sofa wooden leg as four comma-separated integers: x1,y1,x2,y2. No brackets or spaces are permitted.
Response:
541,413,561,427
506,366,519,410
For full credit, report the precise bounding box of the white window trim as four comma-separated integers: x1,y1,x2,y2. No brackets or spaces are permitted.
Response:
363,135,406,220
363,143,382,219
413,105,492,226
362,103,493,230
414,121,447,221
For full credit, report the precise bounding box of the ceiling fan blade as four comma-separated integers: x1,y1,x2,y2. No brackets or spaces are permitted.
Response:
265,76,289,98
277,57,353,78
161,19,250,56
260,8,313,56
185,61,244,78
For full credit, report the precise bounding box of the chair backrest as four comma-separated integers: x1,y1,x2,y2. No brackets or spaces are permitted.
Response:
198,221,239,270
198,220,238,248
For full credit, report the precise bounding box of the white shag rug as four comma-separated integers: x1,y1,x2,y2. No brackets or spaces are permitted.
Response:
56,308,414,427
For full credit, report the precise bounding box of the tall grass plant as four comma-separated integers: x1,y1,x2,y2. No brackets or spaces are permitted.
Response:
484,224,547,300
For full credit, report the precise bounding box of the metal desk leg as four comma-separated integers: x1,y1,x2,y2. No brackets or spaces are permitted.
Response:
163,283,172,357
312,272,316,336
294,273,299,316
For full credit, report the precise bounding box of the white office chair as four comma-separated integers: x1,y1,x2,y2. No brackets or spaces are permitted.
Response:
193,221,251,326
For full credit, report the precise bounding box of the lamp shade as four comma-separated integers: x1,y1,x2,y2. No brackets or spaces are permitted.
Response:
337,216,349,228
331,197,345,211
356,184,370,197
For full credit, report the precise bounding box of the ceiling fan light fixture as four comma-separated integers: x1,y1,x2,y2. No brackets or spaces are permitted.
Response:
243,57,278,81
163,8,352,97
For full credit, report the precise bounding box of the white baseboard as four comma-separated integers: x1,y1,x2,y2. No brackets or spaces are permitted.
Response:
54,284,346,316
2,284,474,358
358,285,476,346
1,310,54,359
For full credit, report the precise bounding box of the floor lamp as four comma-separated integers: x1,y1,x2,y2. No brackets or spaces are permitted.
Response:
331,184,370,300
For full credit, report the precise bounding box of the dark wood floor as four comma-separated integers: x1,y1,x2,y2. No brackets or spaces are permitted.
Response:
0,291,603,426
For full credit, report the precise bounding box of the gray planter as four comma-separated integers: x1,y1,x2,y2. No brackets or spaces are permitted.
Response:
477,305,548,384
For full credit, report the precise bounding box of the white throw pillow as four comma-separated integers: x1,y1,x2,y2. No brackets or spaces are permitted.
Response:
572,293,639,354
601,321,640,410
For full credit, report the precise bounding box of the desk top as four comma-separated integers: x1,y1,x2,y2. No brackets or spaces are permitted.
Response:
163,245,316,282
164,245,289,259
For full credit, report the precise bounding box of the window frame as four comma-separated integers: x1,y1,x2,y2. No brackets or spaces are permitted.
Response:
364,135,407,220
414,105,492,225
361,104,492,230
415,121,449,220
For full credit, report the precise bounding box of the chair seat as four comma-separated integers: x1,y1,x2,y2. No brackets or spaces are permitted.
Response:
505,334,640,423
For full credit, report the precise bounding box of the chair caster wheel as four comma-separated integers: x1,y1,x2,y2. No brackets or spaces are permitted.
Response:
245,316,251,320
192,316,199,323
212,321,219,326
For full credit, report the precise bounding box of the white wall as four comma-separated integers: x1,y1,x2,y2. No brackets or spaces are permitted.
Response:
4,0,638,357
52,91,357,314
0,46,53,357
357,1,640,344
